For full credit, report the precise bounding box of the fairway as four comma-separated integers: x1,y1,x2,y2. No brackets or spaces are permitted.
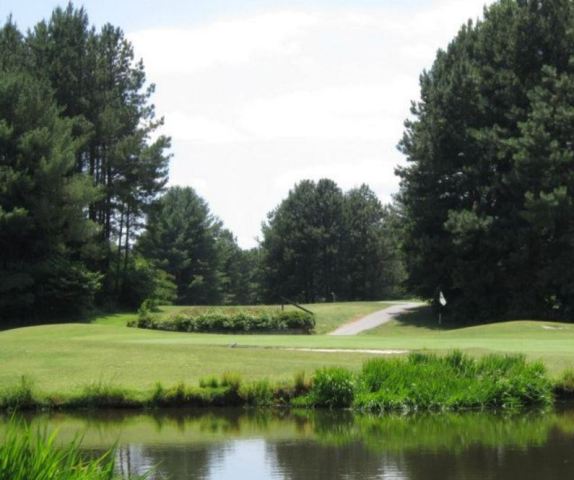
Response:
1,303,574,397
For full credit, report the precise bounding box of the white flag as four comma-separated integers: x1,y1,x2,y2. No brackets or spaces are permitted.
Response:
439,291,447,306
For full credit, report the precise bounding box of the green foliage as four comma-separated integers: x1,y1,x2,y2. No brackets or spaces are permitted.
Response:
309,367,355,408
0,353,556,412
0,420,133,480
27,5,170,305
293,371,311,395
397,0,574,321
355,352,552,411
147,374,243,407
129,308,316,333
220,371,242,393
0,70,99,321
68,381,137,409
261,179,405,303
554,369,574,397
111,256,176,310
240,380,274,406
0,5,171,319
199,376,220,389
138,187,228,305
0,376,36,410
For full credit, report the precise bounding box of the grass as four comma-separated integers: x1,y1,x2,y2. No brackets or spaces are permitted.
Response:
353,352,552,411
1,302,574,399
0,353,553,412
0,419,140,480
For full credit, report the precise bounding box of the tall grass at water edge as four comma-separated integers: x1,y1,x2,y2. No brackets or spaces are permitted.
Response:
0,419,143,480
353,351,553,411
0,352,556,412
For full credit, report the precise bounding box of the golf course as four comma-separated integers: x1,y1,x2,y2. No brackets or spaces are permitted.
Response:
1,301,573,397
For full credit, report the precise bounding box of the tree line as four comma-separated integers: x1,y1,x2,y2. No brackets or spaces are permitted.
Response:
5,0,571,325
138,181,405,307
0,4,171,320
0,4,404,322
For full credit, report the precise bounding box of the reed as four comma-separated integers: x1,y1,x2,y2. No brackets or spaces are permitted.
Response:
354,351,553,411
0,419,143,480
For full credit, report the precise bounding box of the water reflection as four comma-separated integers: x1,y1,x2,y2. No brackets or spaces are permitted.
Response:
3,407,574,479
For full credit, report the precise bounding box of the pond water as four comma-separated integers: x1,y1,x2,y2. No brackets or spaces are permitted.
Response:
3,407,574,479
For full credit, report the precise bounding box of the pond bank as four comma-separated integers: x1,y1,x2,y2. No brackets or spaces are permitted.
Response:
2,351,570,413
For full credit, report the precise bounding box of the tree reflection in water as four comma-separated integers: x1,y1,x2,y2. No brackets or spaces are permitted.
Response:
4,408,574,479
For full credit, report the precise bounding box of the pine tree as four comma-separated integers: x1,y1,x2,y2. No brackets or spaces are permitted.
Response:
0,71,99,320
398,0,574,321
138,187,222,305
27,4,170,301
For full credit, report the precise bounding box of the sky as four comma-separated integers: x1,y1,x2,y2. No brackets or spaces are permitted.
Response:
1,0,493,248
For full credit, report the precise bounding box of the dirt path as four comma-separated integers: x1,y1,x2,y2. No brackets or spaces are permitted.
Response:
329,302,423,336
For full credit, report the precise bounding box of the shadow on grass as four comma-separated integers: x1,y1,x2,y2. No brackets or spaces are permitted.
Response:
393,306,461,331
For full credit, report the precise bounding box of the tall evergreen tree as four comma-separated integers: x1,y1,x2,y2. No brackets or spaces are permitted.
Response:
0,5,170,316
342,185,404,300
138,187,222,305
0,72,99,320
27,3,170,299
262,179,344,303
261,179,402,303
397,0,574,321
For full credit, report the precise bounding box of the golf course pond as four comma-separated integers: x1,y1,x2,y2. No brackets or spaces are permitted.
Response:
4,406,574,479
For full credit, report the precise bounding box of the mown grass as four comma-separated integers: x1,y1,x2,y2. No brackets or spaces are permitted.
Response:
2,302,574,398
0,353,556,412
0,419,140,480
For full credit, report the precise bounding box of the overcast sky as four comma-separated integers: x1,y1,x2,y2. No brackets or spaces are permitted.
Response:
2,0,492,248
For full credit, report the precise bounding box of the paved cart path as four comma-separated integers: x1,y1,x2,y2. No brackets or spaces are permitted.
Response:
329,302,423,336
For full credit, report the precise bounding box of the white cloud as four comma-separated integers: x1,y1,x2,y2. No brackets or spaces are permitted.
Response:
240,84,408,141
129,0,494,248
128,11,318,75
164,112,246,143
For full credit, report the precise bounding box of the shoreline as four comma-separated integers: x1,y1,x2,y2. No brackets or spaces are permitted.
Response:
1,351,570,413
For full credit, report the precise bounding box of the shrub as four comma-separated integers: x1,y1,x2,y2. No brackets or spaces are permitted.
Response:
130,308,315,334
309,367,355,408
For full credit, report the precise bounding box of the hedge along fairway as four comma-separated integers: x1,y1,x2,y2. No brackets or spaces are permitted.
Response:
353,351,553,411
129,308,316,334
